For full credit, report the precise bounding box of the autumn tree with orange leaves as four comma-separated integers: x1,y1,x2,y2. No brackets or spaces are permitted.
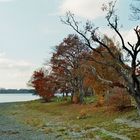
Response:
51,34,90,103
62,1,140,115
28,69,55,102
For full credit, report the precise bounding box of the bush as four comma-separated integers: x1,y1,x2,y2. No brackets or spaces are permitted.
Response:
105,88,131,110
77,109,88,119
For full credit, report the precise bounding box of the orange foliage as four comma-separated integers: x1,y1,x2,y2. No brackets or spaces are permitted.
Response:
105,88,131,110
30,69,54,101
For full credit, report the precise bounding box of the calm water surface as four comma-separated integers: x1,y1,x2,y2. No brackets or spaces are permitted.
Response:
0,93,40,103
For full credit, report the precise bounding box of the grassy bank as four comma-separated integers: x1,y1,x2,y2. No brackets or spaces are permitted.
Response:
0,99,140,140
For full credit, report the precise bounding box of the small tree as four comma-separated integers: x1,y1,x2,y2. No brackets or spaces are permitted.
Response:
28,69,54,102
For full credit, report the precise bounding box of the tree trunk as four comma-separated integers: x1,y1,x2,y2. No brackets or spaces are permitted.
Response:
79,89,84,103
79,77,85,104
63,93,64,97
71,88,79,103
71,92,74,102
133,94,140,116
72,95,79,104
120,71,140,116
79,84,84,104
131,76,140,116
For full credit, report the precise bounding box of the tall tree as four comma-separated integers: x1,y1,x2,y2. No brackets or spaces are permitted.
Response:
62,1,140,115
83,36,128,106
51,34,90,103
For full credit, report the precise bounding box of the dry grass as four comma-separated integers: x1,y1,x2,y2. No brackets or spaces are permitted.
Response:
4,99,140,140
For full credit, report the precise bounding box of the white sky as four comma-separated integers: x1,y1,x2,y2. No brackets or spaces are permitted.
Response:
0,0,139,89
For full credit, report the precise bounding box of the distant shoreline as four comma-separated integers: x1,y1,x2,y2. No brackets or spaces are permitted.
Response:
0,92,34,94
0,89,36,94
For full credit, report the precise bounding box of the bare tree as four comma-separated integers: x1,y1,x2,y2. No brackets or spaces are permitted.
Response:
61,1,140,115
130,0,140,20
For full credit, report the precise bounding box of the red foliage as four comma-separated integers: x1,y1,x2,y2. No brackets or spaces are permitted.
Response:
30,69,54,102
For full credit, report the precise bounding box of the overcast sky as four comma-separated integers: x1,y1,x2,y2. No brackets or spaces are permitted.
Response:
0,0,139,89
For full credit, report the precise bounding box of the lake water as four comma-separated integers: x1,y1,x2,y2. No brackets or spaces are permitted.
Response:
0,93,40,103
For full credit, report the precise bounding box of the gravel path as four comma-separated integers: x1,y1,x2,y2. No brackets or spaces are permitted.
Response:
114,118,140,128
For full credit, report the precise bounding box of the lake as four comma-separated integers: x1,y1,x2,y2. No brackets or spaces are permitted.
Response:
0,93,40,103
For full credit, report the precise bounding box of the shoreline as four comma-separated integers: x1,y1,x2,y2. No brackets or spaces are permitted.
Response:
0,100,52,140
0,99,40,104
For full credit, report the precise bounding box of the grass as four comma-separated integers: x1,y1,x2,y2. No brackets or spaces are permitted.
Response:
2,98,140,139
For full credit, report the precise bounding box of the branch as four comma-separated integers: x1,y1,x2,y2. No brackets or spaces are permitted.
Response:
104,1,134,57
108,19,133,57
92,35,116,59
61,12,101,54
128,42,135,52
134,26,140,51
90,66,127,88
90,66,113,85
84,54,114,67
136,61,140,67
